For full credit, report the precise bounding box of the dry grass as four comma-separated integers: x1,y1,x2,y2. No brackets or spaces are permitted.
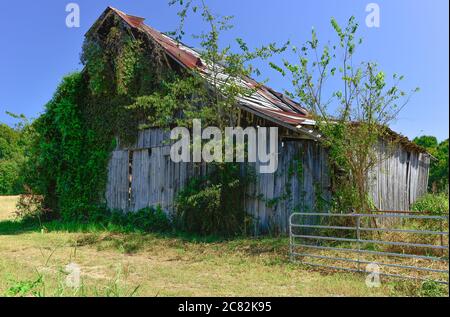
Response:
292,245,448,283
0,196,18,221
0,196,442,297
0,231,404,297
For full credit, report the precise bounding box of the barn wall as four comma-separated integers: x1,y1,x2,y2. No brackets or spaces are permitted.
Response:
105,128,429,233
106,129,210,213
105,150,129,211
368,140,430,211
245,139,330,233
105,129,331,233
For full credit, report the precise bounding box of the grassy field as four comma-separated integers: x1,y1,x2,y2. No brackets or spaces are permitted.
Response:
0,196,443,297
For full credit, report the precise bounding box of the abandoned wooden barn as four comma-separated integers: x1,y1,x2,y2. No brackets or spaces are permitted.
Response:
90,8,430,233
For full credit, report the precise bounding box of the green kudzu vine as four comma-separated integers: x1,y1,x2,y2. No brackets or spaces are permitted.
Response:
26,12,172,221
26,72,112,220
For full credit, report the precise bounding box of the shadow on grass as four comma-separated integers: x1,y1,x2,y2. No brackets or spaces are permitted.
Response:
0,217,230,243
0,219,289,264
0,218,41,235
0,218,288,255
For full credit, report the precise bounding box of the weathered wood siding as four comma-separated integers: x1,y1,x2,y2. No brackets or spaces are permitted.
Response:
105,150,129,211
105,128,429,232
106,129,208,213
245,139,330,233
369,140,430,211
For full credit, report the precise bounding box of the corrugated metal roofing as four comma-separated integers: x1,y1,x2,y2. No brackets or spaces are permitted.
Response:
106,7,317,132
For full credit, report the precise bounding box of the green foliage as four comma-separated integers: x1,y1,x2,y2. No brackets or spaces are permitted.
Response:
25,72,115,220
5,275,44,297
128,74,212,129
273,16,418,213
0,123,20,159
166,0,286,129
161,1,287,236
0,160,22,194
413,135,439,150
81,17,165,99
419,280,448,297
0,117,34,195
413,136,449,192
107,206,171,233
7,203,171,236
175,163,253,236
80,17,169,145
411,193,449,215
25,13,174,221
4,267,140,297
410,193,449,232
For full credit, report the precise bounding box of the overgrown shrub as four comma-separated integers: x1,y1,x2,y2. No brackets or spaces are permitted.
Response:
108,206,171,233
409,193,449,241
14,186,53,221
411,193,449,215
12,199,171,234
175,163,253,236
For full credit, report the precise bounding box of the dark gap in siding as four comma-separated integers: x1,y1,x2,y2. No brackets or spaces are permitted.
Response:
128,150,134,208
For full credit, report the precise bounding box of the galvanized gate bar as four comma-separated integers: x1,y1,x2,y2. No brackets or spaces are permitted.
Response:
292,223,448,235
290,212,449,220
293,243,449,262
289,212,449,284
296,260,449,284
359,227,448,235
291,234,449,250
292,252,449,273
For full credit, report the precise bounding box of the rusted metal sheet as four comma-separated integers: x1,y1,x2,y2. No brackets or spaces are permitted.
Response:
107,7,314,130
141,24,205,70
111,8,145,28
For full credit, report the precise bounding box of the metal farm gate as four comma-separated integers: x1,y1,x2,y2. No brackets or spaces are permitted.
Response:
289,212,449,284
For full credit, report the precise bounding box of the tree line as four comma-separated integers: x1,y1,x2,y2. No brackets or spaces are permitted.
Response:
413,135,449,193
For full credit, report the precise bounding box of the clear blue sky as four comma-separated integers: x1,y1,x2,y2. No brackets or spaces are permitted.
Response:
0,0,448,141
